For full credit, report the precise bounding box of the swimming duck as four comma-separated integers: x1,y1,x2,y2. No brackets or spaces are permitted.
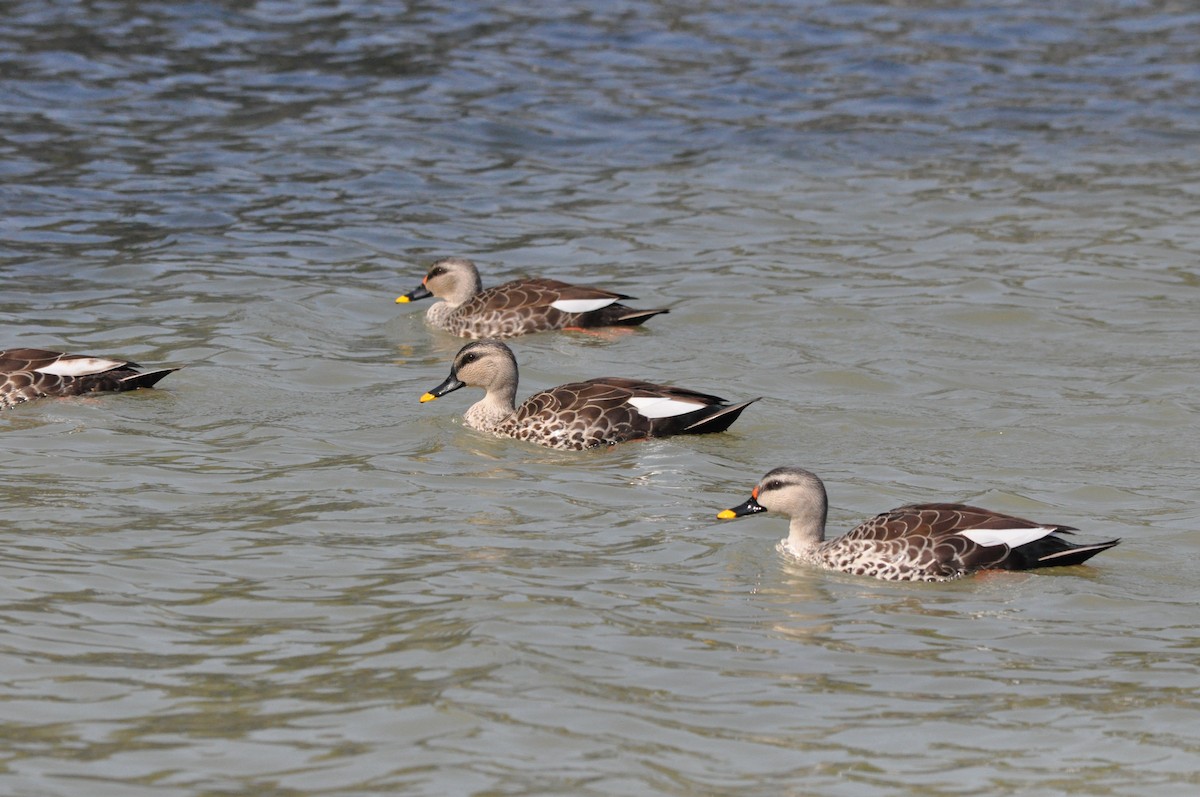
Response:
420,340,758,450
717,466,1120,581
396,257,668,338
1,348,178,410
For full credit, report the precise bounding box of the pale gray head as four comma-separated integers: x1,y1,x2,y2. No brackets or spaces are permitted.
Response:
420,339,519,406
421,257,484,305
718,466,830,546
752,467,829,526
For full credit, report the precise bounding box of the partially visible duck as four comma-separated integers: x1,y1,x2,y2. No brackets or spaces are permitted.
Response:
396,257,668,338
1,348,178,410
717,466,1120,582
420,340,758,450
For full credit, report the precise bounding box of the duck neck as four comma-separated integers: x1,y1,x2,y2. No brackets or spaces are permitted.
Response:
443,272,482,308
785,507,828,556
465,381,518,432
426,301,453,325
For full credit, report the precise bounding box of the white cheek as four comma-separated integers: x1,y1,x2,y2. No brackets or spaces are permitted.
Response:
627,396,705,419
34,357,125,377
959,526,1055,548
550,298,618,313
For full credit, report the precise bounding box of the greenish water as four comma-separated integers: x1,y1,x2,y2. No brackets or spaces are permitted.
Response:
2,1,1198,795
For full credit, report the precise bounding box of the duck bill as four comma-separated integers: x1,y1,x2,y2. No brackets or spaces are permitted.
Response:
717,495,766,520
420,372,465,403
397,284,433,304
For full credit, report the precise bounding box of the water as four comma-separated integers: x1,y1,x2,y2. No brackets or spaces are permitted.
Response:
2,1,1199,794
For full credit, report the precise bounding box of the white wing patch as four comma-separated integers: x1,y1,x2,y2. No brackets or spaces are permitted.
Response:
550,298,618,313
959,526,1056,548
628,396,705,419
34,357,126,377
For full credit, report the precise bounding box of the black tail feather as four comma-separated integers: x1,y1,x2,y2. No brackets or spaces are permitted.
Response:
584,305,670,328
683,397,761,435
611,307,670,326
118,368,178,390
1035,538,1121,568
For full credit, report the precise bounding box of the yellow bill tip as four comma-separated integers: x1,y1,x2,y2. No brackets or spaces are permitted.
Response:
396,295,411,304
419,392,438,403
717,509,737,520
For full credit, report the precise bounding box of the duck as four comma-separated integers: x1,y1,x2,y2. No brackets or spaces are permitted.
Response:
419,340,758,450
717,466,1120,581
1,348,178,410
396,257,668,338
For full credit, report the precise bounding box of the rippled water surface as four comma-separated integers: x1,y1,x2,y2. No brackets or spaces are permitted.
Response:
3,1,1199,795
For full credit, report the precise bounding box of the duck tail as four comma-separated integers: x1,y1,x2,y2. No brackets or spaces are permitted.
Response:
683,397,760,435
118,367,179,390
581,305,670,328
610,307,670,326
1034,537,1121,568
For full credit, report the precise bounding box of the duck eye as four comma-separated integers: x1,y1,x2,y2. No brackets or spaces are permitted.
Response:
429,266,445,277
764,480,782,492
461,353,476,364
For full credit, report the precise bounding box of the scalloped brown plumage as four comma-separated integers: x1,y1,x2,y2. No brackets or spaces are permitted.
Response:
718,467,1121,581
419,340,758,450
1,348,178,410
396,257,668,338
